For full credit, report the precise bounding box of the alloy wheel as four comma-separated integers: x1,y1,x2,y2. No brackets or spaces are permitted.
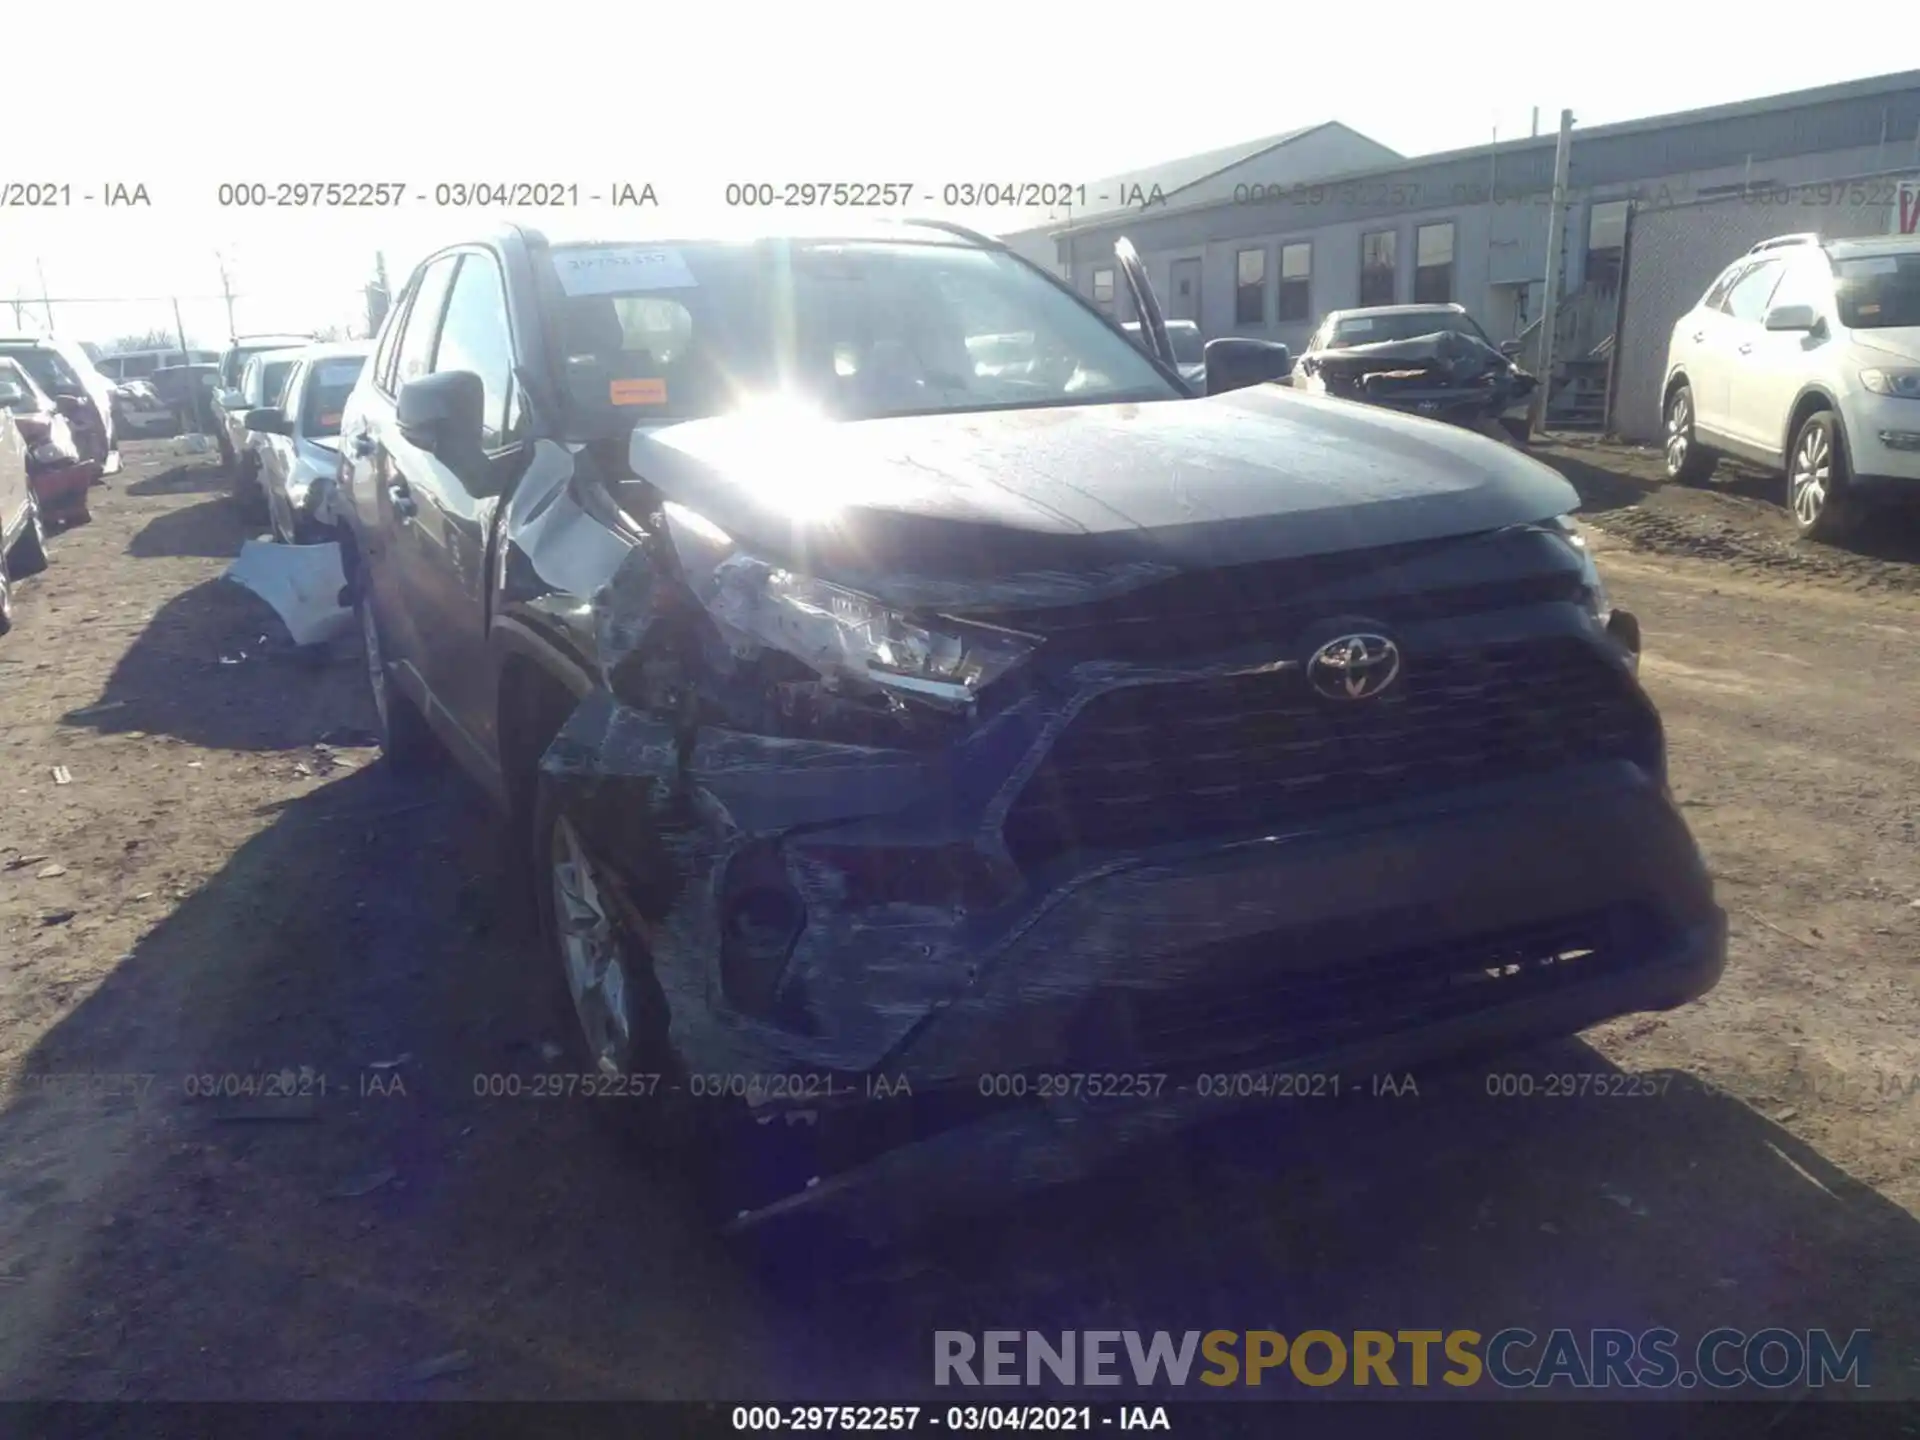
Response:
1791,425,1830,528
1665,392,1691,474
550,815,633,1076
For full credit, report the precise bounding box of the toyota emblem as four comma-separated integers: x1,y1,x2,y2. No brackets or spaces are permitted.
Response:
1307,633,1401,701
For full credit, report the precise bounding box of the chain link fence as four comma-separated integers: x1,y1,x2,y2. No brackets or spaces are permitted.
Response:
1611,172,1907,442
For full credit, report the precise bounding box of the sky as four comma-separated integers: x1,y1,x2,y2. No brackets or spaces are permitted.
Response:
4,1,1917,349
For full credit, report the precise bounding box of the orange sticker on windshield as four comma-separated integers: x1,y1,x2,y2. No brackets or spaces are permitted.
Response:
319,412,342,428
610,378,668,406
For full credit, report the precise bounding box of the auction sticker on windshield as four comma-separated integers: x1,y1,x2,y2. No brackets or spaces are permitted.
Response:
556,246,698,295
610,378,668,405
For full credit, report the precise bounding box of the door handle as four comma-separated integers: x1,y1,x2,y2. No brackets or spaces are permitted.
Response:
387,482,416,519
1738,342,1754,355
1691,331,1706,343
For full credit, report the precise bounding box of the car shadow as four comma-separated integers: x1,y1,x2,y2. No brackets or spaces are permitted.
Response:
1535,450,1658,516
58,578,368,751
125,497,255,561
2,748,1916,1404
123,463,228,499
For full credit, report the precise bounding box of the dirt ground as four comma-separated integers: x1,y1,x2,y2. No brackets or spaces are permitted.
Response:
1,436,1918,1405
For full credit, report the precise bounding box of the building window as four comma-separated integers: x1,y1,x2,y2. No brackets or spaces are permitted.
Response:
1414,222,1455,305
1586,199,1630,290
1360,230,1396,306
1277,243,1311,323
1235,249,1267,325
1091,268,1115,310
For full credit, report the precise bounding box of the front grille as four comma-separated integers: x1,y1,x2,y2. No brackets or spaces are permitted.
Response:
1001,637,1652,870
983,549,1585,664
1082,903,1663,1071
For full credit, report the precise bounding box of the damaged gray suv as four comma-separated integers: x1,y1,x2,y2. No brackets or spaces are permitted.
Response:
335,219,1725,1218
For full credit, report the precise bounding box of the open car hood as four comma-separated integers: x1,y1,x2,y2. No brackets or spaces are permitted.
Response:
627,387,1577,609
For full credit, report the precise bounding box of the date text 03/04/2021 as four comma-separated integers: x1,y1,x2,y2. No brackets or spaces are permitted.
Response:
208,181,660,208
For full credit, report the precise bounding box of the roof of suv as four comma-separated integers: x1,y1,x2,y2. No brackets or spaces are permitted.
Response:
1827,234,1920,258
516,215,1001,252
1326,303,1468,318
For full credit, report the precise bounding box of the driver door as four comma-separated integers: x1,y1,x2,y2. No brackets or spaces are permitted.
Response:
385,248,524,768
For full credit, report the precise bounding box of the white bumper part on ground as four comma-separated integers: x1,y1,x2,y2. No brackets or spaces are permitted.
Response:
223,538,353,646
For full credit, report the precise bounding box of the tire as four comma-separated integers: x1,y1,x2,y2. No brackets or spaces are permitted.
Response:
1663,383,1717,485
530,775,700,1155
0,567,11,638
1786,410,1857,542
355,593,437,769
6,504,48,578
217,430,236,472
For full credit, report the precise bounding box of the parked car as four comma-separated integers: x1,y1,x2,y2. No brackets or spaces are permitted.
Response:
1662,232,1920,538
335,219,1724,1222
213,334,316,470
0,334,118,470
1294,304,1535,446
219,349,303,503
92,347,221,383
0,358,96,528
1122,318,1207,385
111,379,176,437
152,362,224,436
0,366,54,637
245,342,371,543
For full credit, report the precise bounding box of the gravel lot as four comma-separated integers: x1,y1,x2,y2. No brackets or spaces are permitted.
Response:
1,437,1917,1405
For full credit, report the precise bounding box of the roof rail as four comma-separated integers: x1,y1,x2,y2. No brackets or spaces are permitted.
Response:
1746,233,1823,255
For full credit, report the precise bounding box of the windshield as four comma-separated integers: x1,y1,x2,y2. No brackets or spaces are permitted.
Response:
1835,252,1920,330
302,356,366,437
545,238,1179,432
1,344,83,396
0,360,43,411
1329,310,1492,347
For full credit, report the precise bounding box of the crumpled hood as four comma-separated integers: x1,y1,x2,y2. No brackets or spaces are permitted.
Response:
629,387,1578,607
1852,328,1920,365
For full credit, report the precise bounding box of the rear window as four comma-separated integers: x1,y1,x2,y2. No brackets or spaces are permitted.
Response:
302,356,366,436
0,344,82,395
1329,311,1488,347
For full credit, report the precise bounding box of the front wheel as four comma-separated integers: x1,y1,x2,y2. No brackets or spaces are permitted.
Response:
6,504,48,578
1664,384,1717,484
1787,411,1857,541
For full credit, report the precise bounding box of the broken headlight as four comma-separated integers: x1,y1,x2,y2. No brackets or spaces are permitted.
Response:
1544,514,1609,620
667,504,1038,710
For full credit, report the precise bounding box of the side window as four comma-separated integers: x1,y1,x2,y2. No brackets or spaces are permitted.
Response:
282,363,307,414
372,282,413,394
1722,260,1783,323
394,256,461,391
1765,253,1832,318
1701,263,1748,311
430,253,516,448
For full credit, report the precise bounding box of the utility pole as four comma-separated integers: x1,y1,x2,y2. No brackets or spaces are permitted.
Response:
36,259,53,332
1529,109,1574,439
214,251,237,341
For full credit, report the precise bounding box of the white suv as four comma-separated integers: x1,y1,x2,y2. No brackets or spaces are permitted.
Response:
1661,232,1920,538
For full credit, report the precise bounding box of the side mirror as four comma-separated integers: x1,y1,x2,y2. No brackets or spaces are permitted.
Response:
53,393,86,417
244,408,287,435
1204,338,1293,395
216,389,244,410
1764,303,1819,332
396,371,496,492
1499,339,1523,357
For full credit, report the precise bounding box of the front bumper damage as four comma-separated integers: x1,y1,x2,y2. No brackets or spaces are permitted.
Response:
537,531,1725,1200
1303,330,1539,445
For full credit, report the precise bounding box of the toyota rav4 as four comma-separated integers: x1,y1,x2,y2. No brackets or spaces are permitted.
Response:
334,218,1725,1219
